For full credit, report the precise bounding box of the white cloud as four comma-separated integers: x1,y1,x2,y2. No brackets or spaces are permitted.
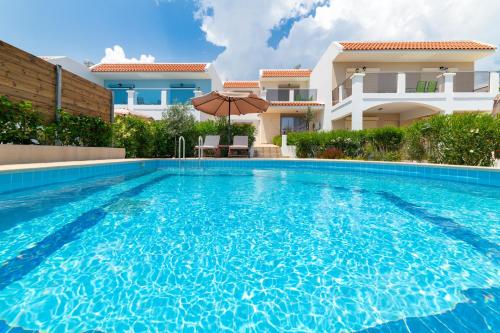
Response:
195,0,500,79
100,45,155,64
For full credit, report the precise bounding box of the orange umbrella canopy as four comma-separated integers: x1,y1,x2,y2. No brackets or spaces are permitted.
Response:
192,91,269,116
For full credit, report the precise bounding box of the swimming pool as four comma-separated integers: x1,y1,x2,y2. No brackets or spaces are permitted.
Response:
0,160,498,332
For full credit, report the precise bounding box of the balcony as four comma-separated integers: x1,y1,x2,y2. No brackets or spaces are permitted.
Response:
265,88,317,102
109,88,204,120
332,71,499,106
330,70,499,130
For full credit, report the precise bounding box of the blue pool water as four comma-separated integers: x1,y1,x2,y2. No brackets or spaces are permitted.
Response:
0,161,498,332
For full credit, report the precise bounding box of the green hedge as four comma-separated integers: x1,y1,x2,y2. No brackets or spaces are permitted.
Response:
0,95,112,147
404,113,499,166
272,114,499,166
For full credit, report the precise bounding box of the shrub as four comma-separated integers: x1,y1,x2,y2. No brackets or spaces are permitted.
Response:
319,147,344,159
366,127,404,153
0,96,43,144
404,113,500,166
113,115,154,158
153,104,196,157
46,111,112,147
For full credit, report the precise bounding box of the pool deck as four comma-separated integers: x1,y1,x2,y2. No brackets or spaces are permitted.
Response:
0,158,499,173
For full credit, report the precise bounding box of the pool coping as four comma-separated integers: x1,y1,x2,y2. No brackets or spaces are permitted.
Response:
1,158,498,173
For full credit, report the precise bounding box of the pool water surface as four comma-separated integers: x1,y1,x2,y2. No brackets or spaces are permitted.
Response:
0,163,498,332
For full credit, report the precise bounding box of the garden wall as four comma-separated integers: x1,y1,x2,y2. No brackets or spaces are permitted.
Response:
0,40,112,122
0,145,125,165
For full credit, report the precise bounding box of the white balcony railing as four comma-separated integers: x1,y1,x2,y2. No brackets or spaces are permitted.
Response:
332,71,500,106
110,88,203,109
265,88,317,102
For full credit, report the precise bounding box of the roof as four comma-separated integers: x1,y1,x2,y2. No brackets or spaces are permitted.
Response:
270,101,323,107
261,69,312,78
223,81,260,88
339,41,496,51
91,63,208,72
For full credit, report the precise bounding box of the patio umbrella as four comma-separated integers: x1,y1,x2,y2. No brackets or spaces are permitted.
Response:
192,91,269,144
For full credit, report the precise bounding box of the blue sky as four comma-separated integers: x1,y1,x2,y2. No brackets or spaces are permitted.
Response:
0,0,223,63
1,0,498,80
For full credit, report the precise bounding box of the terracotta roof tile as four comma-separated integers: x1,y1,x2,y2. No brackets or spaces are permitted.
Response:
223,81,260,88
339,41,496,51
270,101,323,107
261,69,312,78
91,63,208,72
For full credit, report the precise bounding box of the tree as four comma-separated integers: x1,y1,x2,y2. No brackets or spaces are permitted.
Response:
305,106,314,131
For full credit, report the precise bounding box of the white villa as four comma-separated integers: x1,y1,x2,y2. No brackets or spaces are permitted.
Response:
45,40,498,148
224,40,498,145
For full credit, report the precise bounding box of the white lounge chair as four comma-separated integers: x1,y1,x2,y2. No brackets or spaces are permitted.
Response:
195,135,220,157
228,136,249,158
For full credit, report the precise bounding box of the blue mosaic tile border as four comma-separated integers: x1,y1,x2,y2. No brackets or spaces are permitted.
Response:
0,161,156,195
0,159,498,194
159,159,500,187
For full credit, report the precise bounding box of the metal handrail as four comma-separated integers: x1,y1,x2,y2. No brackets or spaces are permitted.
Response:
178,136,185,159
197,136,203,159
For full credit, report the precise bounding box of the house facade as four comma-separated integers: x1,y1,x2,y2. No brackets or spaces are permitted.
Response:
90,63,222,120
43,40,498,146
224,70,325,144
310,41,498,131
223,40,498,145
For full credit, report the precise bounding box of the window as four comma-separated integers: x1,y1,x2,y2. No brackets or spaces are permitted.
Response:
280,115,307,134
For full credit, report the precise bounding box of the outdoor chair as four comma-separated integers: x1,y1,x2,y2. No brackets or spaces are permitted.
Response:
195,135,220,157
228,136,249,158
416,81,427,93
426,80,437,92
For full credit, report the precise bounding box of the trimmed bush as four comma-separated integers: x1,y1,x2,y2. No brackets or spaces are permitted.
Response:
46,111,112,147
0,95,112,147
404,113,500,166
113,115,154,158
0,96,43,144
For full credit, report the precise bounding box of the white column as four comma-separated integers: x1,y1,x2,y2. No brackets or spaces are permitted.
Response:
126,90,135,111
489,72,499,94
260,88,267,99
397,72,406,94
161,90,167,106
192,89,203,121
442,73,456,115
339,85,343,103
289,89,294,101
351,73,365,130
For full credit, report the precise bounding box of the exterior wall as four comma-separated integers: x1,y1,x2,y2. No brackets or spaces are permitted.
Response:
0,145,125,165
310,43,341,130
44,57,103,85
260,79,310,90
331,62,474,89
206,64,223,91
259,113,281,144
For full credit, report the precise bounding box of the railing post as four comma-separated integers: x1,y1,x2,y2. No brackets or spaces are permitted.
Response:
442,73,456,115
55,65,62,122
161,89,168,106
351,73,365,130
339,85,343,102
397,72,406,94
489,72,499,94
126,90,135,111
289,89,294,101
